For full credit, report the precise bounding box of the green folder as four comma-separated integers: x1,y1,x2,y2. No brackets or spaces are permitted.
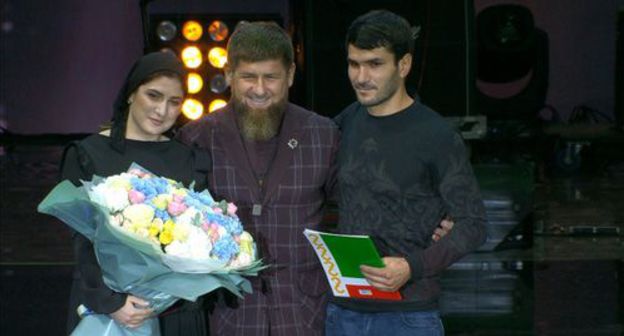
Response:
304,229,384,277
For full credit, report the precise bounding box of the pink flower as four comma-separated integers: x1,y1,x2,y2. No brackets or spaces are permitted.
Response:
210,230,220,242
213,207,223,214
128,168,146,177
128,190,145,204
167,201,187,216
227,203,238,216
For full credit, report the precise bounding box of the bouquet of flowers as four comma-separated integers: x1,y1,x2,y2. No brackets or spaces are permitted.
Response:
38,163,264,336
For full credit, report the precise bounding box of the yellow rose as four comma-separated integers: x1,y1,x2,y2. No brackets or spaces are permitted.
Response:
163,219,175,231
148,218,163,237
148,226,160,237
152,194,172,210
159,230,173,245
172,188,188,197
239,231,254,256
106,175,132,191
122,204,155,228
152,217,164,227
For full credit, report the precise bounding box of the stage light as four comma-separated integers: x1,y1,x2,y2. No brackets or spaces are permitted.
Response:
143,10,282,124
208,20,229,42
182,20,203,41
208,47,227,69
156,21,177,42
181,46,202,69
209,74,228,93
182,98,204,120
209,99,227,112
187,73,204,94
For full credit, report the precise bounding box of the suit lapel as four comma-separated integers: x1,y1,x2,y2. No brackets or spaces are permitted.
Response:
261,104,305,203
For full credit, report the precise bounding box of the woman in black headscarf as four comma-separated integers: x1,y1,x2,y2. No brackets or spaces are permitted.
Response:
61,51,210,335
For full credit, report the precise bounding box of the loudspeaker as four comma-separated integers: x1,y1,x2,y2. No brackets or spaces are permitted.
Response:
290,0,476,118
475,28,549,123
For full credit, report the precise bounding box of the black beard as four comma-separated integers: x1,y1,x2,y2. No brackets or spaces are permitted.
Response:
232,95,286,141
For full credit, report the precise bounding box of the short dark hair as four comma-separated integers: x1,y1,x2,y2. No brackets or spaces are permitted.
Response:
226,21,294,71
346,10,414,62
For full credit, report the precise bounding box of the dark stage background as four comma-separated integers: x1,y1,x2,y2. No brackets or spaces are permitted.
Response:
1,0,624,335
1,0,622,133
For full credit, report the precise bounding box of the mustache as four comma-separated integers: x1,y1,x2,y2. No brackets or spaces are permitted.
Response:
353,82,376,90
248,93,269,100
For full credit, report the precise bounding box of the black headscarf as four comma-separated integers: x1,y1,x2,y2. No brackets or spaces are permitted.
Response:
110,51,186,153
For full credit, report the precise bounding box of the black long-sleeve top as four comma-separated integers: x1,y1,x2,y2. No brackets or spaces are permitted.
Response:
61,134,206,320
331,101,487,312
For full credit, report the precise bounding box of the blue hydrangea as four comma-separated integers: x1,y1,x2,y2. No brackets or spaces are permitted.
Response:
205,213,243,235
150,177,171,194
212,235,240,262
183,194,207,211
183,190,242,234
130,177,158,199
130,176,170,199
185,191,214,207
154,208,171,221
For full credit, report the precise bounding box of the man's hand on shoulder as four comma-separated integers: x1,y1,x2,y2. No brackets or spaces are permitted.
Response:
432,217,454,242
360,257,411,292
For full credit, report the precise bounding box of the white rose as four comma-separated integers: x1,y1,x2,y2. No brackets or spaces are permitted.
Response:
176,207,202,227
172,221,191,242
122,204,155,228
186,226,212,259
165,240,190,258
165,225,212,260
90,182,129,212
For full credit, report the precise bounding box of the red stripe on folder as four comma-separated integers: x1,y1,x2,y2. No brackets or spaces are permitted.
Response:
345,284,402,301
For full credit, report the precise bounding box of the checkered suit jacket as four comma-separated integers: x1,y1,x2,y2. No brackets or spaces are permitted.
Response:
177,103,339,336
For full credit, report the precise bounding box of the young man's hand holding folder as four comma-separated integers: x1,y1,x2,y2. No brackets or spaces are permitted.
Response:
303,229,403,301
359,256,411,293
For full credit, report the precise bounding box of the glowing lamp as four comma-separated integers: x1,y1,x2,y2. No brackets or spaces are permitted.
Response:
182,98,204,120
208,47,227,69
187,73,204,94
182,20,203,41
181,46,203,69
209,99,227,112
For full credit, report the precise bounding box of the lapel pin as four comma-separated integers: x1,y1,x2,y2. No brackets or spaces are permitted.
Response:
287,138,298,149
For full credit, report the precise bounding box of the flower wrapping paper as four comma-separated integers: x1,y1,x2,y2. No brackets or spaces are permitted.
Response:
38,164,265,336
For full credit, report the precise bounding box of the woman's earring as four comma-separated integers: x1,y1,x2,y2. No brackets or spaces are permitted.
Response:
127,98,133,104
